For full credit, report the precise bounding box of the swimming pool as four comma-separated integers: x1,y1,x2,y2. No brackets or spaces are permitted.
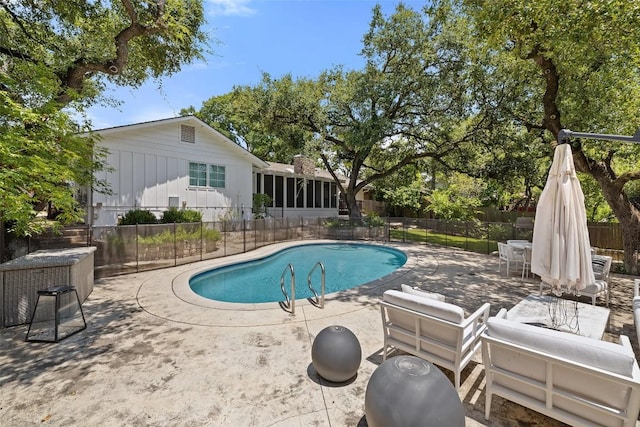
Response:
189,243,407,303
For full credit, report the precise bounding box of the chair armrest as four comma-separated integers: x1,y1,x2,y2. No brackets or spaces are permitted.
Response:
620,334,632,350
494,308,508,319
461,302,491,328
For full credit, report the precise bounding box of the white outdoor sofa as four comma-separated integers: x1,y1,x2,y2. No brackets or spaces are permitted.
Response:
634,279,640,345
482,309,640,427
380,286,490,390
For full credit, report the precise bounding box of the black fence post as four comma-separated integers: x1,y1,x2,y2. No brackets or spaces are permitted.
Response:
223,221,227,257
135,223,139,273
173,222,177,266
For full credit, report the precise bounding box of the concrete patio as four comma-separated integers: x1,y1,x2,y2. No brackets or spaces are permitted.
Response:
1,241,638,426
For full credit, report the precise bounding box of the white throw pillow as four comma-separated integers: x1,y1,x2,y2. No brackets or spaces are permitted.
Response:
383,290,464,324
400,284,446,302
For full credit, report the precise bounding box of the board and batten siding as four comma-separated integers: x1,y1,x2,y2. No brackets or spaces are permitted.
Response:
92,118,258,226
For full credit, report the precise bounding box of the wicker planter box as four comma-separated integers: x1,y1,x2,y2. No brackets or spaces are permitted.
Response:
0,247,96,328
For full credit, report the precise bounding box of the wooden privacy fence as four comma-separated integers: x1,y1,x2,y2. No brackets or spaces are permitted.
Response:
4,217,638,276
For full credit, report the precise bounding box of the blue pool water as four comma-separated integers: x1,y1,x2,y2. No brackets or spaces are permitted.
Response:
189,243,407,303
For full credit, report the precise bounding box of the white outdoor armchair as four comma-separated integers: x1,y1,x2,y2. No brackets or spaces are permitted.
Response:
580,255,612,306
380,289,490,390
538,254,612,306
497,242,525,277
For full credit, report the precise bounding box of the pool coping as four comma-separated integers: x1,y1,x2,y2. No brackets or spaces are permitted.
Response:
136,240,423,327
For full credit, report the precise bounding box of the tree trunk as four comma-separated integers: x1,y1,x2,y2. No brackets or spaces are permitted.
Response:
344,190,362,219
595,178,640,274
535,52,640,274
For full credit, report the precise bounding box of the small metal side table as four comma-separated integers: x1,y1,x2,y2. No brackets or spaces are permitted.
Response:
25,285,87,343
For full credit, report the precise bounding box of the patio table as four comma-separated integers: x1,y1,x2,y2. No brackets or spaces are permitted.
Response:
506,294,610,340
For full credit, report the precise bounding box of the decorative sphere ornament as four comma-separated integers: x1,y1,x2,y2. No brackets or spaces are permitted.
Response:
311,325,361,382
365,356,464,427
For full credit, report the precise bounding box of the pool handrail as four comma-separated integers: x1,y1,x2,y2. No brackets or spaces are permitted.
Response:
307,261,325,309
280,263,295,314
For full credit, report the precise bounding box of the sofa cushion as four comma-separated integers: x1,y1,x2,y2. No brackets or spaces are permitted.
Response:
581,280,607,293
383,290,464,324
400,284,446,302
486,317,636,377
634,297,640,344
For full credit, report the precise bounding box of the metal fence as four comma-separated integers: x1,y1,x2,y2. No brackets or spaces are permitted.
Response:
6,217,638,277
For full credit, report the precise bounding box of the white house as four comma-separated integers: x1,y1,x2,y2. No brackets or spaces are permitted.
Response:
88,116,343,226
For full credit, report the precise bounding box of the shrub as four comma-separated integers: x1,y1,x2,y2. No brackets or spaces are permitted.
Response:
363,213,386,227
160,207,202,223
119,209,157,225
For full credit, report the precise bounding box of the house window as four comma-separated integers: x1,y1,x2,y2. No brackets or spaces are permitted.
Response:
181,125,196,143
314,180,322,208
264,174,274,206
189,162,225,188
306,179,314,208
209,165,225,188
275,176,284,207
330,183,337,208
323,182,330,208
296,178,304,208
189,162,207,186
286,178,295,208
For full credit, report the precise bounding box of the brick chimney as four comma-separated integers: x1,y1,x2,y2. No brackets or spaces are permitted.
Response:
293,155,315,176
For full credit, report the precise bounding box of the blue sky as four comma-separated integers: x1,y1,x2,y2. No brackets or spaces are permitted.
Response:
87,0,425,129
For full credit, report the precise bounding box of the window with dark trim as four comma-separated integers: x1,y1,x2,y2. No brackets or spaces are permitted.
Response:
296,178,304,208
306,179,314,208
286,178,295,208
275,176,284,207
330,183,337,208
323,182,330,208
314,180,322,208
264,175,274,206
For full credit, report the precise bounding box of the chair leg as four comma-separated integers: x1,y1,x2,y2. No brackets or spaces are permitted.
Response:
485,390,492,420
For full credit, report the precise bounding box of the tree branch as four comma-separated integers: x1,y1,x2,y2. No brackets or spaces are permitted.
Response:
55,0,167,105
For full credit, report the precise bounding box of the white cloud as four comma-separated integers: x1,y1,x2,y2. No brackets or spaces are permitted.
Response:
207,0,256,17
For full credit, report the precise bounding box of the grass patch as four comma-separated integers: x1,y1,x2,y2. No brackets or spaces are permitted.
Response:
390,228,498,254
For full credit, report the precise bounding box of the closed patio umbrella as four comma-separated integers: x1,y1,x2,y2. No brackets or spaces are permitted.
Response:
531,143,595,294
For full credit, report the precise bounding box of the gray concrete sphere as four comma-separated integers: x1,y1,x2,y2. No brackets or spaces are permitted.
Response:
365,356,464,427
311,325,361,382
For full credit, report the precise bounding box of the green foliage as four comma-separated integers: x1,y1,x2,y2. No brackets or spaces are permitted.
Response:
1,0,208,235
454,0,640,271
426,189,481,221
252,193,273,218
363,213,386,227
188,91,305,163
379,169,427,215
0,92,104,235
119,209,158,225
137,226,220,246
160,208,202,223
390,227,498,254
196,4,488,218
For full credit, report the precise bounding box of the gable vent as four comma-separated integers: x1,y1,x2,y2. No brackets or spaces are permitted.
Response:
181,125,196,143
